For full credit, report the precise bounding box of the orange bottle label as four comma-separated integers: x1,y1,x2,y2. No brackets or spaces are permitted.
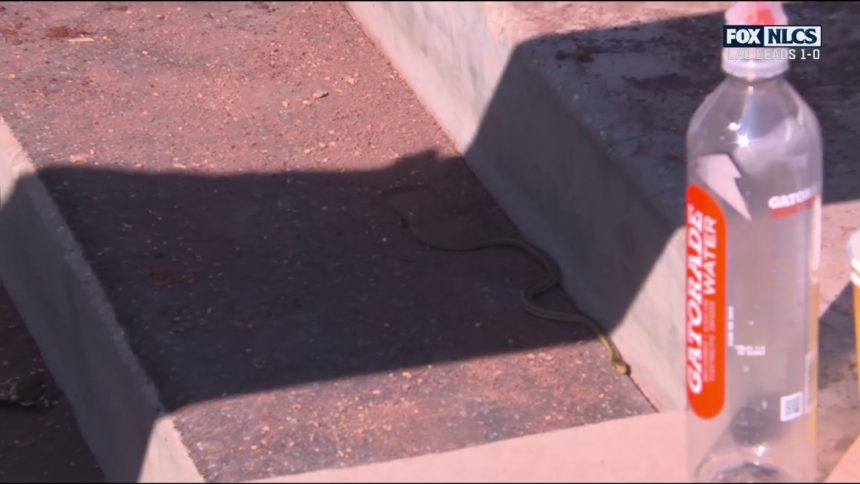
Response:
686,184,727,419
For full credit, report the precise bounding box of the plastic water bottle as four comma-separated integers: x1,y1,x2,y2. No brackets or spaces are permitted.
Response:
685,2,823,482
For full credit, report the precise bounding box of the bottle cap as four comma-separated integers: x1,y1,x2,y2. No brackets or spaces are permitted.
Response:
722,2,790,80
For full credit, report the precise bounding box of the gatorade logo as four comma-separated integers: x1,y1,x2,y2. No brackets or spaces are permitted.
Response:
686,184,726,419
768,186,817,218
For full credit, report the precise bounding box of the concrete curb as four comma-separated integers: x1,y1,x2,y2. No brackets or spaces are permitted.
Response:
249,410,687,483
0,116,203,483
248,411,860,483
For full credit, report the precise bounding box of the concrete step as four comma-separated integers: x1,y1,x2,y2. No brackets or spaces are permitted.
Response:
256,410,860,483
348,1,860,479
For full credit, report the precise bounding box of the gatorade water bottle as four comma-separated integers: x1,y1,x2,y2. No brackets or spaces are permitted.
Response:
685,2,822,482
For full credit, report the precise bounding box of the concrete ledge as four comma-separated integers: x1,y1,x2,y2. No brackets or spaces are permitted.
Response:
251,410,686,483
827,433,860,483
0,117,203,483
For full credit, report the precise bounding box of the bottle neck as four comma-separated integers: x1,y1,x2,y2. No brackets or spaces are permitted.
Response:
721,47,790,81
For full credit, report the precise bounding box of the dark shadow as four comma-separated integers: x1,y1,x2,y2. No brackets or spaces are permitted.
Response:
0,1,858,482
35,151,603,405
819,285,857,392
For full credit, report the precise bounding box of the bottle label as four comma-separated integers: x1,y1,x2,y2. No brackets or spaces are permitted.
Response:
780,391,805,422
686,184,727,419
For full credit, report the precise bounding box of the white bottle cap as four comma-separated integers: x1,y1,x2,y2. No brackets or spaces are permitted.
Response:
721,1,790,80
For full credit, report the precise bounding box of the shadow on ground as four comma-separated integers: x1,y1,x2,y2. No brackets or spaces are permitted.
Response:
0,1,858,482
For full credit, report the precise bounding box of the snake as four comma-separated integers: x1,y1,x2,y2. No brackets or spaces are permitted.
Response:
382,186,631,375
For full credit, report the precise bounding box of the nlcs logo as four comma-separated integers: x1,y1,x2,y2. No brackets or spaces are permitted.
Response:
723,26,822,48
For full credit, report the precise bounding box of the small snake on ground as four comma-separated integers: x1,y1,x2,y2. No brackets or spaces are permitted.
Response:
382,186,631,375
